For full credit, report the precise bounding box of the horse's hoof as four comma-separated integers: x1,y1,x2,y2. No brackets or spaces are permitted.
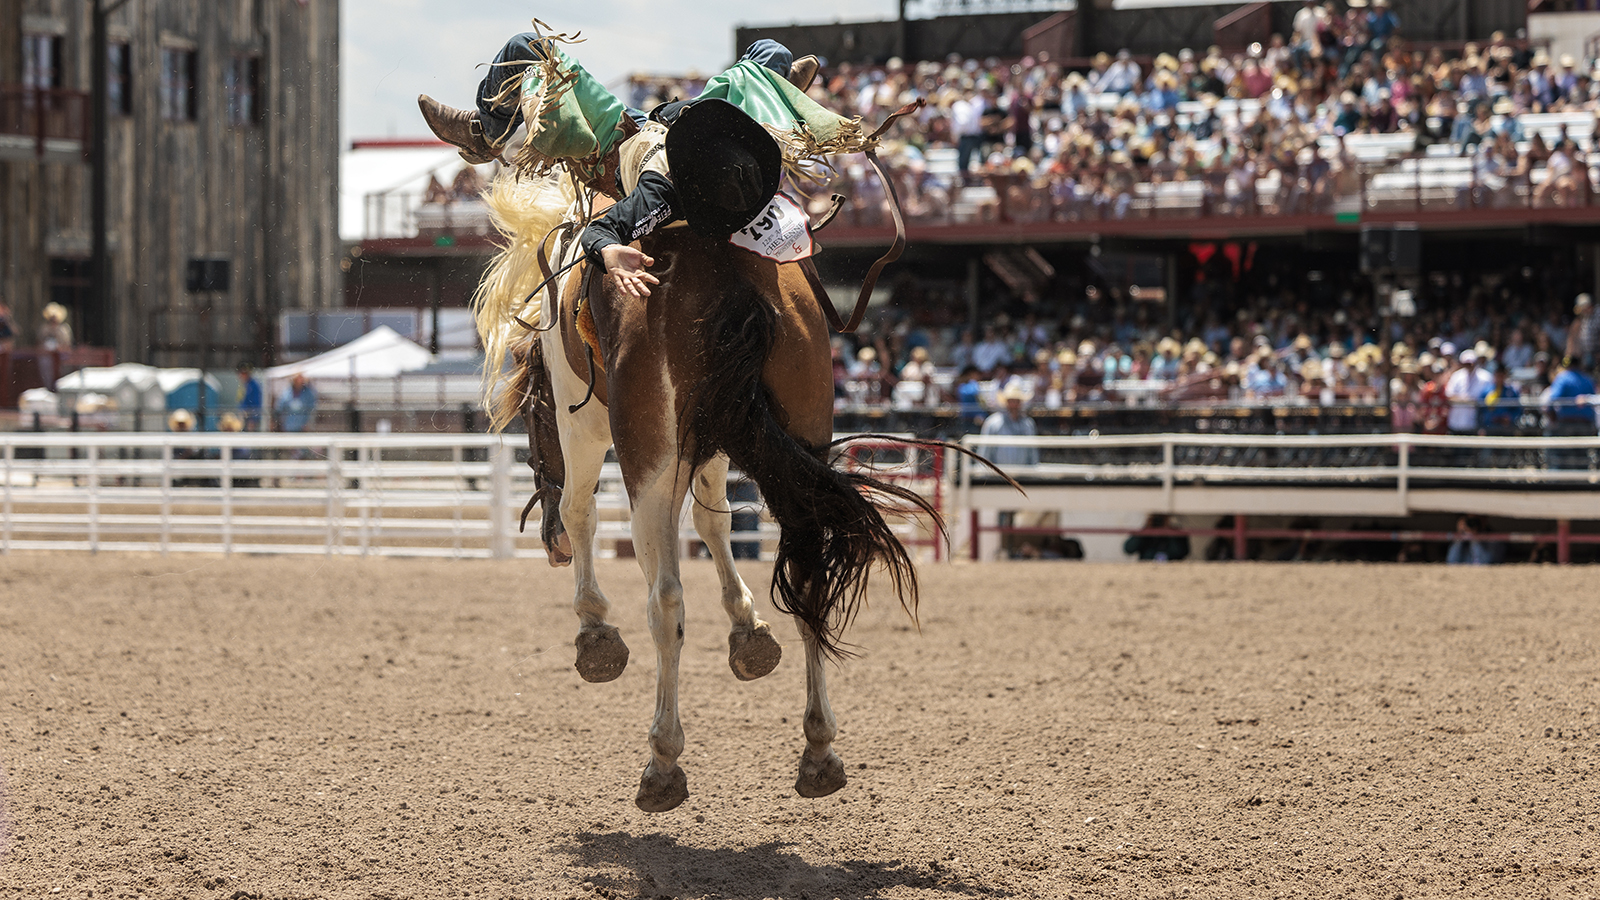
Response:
546,532,573,567
636,764,689,813
728,624,782,681
795,750,847,798
574,626,628,683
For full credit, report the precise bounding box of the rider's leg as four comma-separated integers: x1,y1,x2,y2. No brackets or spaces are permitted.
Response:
418,33,549,164
474,32,548,146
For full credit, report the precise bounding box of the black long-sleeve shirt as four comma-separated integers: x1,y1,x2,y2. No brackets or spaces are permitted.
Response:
580,170,681,269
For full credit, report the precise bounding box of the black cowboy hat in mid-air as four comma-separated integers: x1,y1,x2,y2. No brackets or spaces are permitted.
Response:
664,98,782,237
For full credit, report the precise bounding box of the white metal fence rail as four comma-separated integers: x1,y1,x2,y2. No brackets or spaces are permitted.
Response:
956,432,1600,493
1,433,547,558
952,432,1600,560
0,433,945,560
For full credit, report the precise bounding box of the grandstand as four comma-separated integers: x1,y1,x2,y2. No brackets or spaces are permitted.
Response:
343,0,1598,446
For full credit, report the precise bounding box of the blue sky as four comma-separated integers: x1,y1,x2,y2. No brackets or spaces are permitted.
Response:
340,0,897,141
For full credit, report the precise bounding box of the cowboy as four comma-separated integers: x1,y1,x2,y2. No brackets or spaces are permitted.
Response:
418,35,820,299
577,96,783,299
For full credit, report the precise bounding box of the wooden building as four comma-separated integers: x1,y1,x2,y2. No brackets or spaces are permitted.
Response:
0,0,338,369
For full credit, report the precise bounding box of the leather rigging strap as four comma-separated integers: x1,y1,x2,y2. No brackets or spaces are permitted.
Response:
829,99,924,335
809,194,846,233
518,221,579,331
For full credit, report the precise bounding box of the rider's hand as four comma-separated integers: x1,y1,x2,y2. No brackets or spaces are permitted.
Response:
601,244,660,299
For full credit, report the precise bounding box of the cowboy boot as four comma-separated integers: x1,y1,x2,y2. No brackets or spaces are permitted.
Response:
417,94,502,165
787,56,820,93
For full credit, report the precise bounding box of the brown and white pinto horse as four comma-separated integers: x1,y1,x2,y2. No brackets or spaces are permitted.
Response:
476,173,935,812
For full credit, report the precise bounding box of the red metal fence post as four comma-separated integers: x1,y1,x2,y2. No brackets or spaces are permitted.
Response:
1557,518,1571,565
1234,514,1248,560
932,446,944,563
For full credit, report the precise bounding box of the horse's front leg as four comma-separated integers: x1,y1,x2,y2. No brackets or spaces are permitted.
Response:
629,459,695,812
795,620,847,798
691,456,781,681
560,417,629,683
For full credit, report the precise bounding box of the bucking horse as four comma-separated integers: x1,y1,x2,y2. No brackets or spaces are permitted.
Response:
474,167,952,812
470,29,988,813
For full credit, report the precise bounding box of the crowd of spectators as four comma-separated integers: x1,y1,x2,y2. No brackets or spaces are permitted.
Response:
622,26,1600,433
827,254,1599,439
805,10,1600,221
623,6,1600,222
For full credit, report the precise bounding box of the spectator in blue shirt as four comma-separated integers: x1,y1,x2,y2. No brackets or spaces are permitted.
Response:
979,386,1040,467
278,374,318,435
1475,363,1520,435
236,363,263,431
1541,358,1596,468
1366,0,1400,51
955,365,985,431
1543,358,1597,430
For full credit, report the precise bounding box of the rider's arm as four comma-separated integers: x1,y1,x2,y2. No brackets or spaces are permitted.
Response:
580,171,680,268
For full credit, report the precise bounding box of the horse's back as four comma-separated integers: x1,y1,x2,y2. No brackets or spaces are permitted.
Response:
610,231,833,450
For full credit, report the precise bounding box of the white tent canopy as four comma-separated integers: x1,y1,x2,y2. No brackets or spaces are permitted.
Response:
54,364,222,413
265,326,434,384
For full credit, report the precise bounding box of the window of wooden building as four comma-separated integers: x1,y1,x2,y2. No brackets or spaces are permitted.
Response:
160,47,197,121
226,55,261,126
108,42,133,116
22,33,64,90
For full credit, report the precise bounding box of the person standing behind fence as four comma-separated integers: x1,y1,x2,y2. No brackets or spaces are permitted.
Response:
236,363,263,431
37,302,72,387
979,385,1040,468
278,374,317,434
1445,349,1491,436
1475,362,1520,436
1541,356,1597,469
1568,293,1598,375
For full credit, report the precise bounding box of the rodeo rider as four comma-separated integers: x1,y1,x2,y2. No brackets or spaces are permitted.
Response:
418,36,819,299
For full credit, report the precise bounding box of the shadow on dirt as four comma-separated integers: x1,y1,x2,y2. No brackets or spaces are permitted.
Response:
554,829,1012,899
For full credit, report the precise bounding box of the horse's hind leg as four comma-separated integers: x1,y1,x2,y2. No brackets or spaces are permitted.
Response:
561,421,629,683
691,456,781,681
795,621,847,798
629,460,695,813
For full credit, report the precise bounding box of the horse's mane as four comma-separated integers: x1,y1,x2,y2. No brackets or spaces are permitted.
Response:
472,170,580,430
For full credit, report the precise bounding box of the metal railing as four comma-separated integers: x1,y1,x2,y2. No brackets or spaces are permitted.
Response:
1,432,532,559
957,431,1600,484
0,86,90,159
952,432,1600,562
0,433,944,561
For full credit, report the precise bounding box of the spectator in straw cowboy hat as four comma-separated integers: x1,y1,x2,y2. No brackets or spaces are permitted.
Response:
37,302,72,351
979,384,1039,468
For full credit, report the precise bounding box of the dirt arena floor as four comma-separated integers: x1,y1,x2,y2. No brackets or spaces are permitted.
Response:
2,556,1596,899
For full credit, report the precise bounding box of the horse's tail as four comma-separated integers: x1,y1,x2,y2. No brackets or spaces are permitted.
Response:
688,281,937,660
471,170,578,431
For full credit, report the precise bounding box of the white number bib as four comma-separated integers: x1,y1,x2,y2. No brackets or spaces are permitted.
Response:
730,194,815,263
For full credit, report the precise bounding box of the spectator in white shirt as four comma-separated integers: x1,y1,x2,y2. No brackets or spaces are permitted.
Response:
1444,349,1493,434
950,89,988,178
1100,50,1142,95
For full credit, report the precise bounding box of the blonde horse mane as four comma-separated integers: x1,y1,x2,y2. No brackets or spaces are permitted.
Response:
472,169,580,431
